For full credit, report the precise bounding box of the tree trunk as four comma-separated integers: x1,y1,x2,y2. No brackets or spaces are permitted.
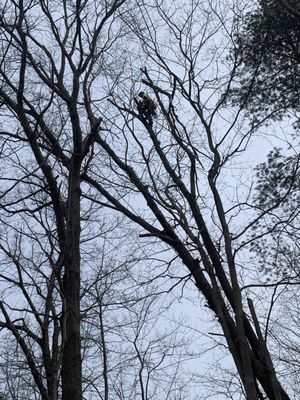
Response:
61,157,82,400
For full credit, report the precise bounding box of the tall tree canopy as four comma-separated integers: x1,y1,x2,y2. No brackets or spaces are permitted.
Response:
232,0,300,121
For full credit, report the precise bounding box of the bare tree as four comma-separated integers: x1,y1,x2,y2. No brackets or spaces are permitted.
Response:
79,1,293,398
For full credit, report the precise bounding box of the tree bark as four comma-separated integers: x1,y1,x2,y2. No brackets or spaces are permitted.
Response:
61,156,82,400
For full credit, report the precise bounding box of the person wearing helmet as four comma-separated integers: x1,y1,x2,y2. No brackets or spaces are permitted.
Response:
136,91,157,126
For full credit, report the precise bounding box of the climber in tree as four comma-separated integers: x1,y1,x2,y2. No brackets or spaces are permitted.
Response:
135,91,157,126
